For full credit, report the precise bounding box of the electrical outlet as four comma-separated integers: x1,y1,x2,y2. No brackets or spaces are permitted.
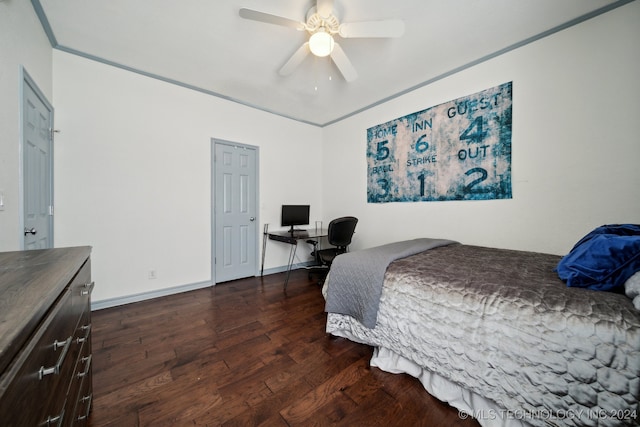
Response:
148,270,157,279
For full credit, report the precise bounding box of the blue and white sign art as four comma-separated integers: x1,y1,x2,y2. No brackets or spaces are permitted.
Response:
367,82,512,203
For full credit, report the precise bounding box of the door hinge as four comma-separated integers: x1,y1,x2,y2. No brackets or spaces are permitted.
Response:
48,205,54,216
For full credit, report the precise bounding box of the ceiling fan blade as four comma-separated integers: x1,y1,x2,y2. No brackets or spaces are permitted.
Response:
239,8,305,30
279,43,311,76
316,0,334,18
330,43,357,82
339,19,405,38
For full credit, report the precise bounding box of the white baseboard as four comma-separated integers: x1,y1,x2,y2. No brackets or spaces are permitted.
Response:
91,261,316,311
260,260,314,276
91,280,212,311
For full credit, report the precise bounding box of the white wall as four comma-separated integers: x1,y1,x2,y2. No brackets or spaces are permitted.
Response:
10,1,640,305
322,1,640,256
0,0,53,251
52,52,323,303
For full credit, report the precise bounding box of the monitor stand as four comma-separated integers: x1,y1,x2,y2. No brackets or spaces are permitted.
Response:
288,226,305,234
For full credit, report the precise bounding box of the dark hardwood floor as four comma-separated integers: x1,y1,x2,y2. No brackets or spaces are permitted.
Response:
88,269,480,427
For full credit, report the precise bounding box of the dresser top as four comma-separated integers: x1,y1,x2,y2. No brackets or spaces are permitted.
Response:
0,246,91,373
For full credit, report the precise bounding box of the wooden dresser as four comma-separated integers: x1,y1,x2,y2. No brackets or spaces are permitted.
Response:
0,247,93,426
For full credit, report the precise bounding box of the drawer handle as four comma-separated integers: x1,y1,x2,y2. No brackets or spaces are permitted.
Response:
77,323,92,344
77,394,93,421
77,354,92,378
81,281,95,296
45,408,64,426
39,336,72,380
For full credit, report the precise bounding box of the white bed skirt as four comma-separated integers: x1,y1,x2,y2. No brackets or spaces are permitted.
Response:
370,346,532,427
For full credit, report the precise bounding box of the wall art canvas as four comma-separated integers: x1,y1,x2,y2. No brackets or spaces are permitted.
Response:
367,82,512,203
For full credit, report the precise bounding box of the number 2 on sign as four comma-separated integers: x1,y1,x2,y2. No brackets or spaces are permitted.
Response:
465,168,487,191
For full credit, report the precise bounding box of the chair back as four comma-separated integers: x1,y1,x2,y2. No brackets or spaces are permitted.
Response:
327,216,358,249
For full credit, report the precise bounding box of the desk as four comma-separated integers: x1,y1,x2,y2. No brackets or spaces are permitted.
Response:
261,226,328,289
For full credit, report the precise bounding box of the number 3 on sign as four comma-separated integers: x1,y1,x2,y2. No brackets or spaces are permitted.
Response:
377,178,390,197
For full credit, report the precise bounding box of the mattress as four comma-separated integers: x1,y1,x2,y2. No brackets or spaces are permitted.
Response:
324,244,640,427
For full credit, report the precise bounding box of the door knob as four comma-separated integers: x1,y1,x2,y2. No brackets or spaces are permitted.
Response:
249,217,255,221
24,227,37,236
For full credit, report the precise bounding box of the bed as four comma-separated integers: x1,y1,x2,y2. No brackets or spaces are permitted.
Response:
323,230,640,427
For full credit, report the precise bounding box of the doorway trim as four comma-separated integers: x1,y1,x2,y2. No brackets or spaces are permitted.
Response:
19,67,55,249
211,138,260,285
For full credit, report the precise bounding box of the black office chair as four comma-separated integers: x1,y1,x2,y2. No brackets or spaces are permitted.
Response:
307,216,358,282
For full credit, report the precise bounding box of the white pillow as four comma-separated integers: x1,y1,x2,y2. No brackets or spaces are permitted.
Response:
624,271,640,310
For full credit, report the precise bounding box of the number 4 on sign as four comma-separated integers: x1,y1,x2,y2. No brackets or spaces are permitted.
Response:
460,116,486,143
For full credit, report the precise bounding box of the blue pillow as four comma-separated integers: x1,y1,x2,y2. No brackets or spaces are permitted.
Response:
569,224,640,251
556,224,640,292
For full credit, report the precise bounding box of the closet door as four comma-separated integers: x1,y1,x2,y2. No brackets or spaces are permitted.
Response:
23,71,54,250
213,140,258,283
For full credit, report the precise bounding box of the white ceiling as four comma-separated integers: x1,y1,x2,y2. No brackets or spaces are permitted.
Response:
36,0,627,127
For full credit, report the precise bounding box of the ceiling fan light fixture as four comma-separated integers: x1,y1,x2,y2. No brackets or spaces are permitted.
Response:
309,29,334,57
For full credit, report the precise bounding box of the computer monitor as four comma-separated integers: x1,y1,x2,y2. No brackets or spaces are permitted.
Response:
281,205,310,233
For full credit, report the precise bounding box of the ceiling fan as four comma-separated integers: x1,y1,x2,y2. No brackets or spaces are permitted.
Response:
239,0,405,82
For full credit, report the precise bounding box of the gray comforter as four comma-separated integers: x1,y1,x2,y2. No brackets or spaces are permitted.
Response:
325,243,640,427
324,238,456,328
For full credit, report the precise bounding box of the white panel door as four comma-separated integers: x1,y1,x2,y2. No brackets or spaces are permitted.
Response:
23,77,53,250
214,141,258,282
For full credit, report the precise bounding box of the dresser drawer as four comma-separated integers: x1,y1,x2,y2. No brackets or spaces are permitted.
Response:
70,260,93,329
73,374,92,427
0,287,78,426
63,263,92,399
66,259,93,426
68,330,92,427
